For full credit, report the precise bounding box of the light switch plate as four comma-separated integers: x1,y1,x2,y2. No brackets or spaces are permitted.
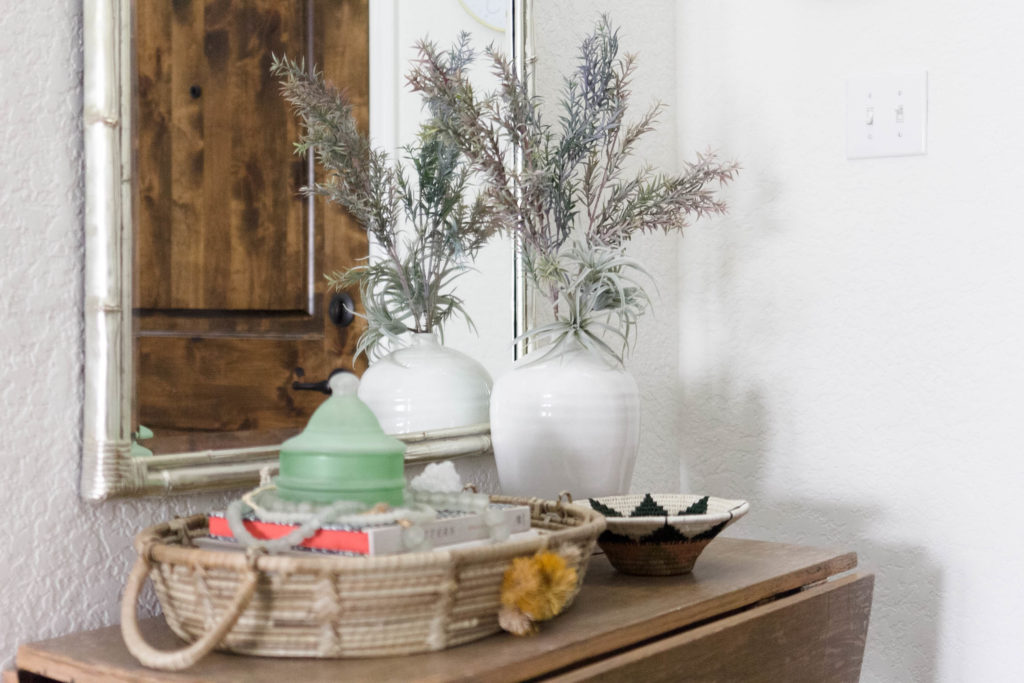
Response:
846,72,928,159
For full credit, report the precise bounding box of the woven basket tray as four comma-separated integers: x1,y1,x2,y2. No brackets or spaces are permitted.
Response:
121,495,605,671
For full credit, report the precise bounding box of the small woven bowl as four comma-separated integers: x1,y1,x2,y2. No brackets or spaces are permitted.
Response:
586,493,750,576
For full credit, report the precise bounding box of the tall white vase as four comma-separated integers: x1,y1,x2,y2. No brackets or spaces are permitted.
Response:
358,332,492,435
490,343,640,500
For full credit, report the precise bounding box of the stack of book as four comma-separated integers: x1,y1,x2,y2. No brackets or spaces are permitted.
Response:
203,502,534,556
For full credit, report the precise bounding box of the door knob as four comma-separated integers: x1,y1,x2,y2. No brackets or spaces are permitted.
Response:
329,292,355,327
292,368,350,395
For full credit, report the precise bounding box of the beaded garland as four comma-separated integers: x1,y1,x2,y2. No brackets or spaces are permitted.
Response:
224,483,508,555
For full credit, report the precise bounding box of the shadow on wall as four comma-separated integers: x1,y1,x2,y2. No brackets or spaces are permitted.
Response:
678,375,944,682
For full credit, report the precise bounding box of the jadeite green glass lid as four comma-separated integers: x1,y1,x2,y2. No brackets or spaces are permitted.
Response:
276,372,406,506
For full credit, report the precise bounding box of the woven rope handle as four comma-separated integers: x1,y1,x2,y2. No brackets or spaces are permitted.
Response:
120,552,259,671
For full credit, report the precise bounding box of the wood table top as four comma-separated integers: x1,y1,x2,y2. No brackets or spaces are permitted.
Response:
17,537,858,683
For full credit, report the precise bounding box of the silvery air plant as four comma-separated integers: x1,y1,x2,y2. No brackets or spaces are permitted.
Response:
409,16,738,498
272,54,498,435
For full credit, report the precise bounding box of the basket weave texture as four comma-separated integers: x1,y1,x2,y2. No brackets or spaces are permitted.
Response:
125,496,604,667
587,494,749,576
598,537,717,576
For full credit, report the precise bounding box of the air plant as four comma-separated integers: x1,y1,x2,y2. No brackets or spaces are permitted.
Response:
272,49,498,360
407,16,738,363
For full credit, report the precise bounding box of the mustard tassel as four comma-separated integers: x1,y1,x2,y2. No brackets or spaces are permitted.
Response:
499,546,580,635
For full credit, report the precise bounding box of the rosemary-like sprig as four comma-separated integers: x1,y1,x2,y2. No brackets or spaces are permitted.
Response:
272,53,499,360
408,16,738,362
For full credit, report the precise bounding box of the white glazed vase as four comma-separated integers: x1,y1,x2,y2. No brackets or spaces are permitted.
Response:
490,341,640,500
357,332,493,435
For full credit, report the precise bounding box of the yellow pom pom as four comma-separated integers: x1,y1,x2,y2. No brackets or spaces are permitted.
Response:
500,549,579,629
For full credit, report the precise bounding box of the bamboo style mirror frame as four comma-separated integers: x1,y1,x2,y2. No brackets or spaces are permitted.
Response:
82,0,532,500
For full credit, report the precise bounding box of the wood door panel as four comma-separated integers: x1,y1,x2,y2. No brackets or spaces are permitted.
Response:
137,0,311,312
137,310,323,336
135,0,369,451
138,335,343,433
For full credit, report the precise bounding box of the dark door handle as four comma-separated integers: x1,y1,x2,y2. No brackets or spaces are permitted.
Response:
329,292,355,327
292,368,349,395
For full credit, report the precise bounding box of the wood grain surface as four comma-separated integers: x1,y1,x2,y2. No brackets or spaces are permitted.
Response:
548,573,874,683
15,539,866,683
134,0,369,450
136,0,309,311
138,336,338,433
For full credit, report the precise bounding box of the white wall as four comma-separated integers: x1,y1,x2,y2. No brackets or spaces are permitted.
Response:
674,1,1024,681
537,1,1024,680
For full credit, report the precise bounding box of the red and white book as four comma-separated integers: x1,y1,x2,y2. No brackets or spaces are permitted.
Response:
207,503,531,556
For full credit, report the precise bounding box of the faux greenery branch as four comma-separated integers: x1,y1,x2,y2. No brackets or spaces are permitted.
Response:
408,16,738,363
271,53,498,360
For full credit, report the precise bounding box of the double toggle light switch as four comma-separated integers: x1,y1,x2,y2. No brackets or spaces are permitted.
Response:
846,72,928,159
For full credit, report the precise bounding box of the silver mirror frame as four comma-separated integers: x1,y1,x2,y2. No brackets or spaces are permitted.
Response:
82,0,134,500
81,0,530,500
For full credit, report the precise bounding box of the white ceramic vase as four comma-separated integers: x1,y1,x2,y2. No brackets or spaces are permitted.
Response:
490,342,640,500
357,332,493,435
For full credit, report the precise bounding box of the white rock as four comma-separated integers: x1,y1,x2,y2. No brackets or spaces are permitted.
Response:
409,461,463,493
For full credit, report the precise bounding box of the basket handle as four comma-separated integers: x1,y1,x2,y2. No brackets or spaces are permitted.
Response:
120,549,260,671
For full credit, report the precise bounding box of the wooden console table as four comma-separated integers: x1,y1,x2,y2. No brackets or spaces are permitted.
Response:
15,538,873,682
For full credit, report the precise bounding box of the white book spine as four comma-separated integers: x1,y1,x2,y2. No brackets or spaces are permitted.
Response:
367,505,531,554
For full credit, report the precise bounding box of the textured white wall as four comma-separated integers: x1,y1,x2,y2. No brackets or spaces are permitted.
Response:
675,1,1024,681
0,2,240,668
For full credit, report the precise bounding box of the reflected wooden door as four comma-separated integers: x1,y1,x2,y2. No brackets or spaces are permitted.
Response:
134,0,368,453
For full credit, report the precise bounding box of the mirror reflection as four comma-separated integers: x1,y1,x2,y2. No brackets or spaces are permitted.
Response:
131,0,511,456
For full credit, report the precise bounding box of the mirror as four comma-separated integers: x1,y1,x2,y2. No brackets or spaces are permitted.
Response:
82,0,531,499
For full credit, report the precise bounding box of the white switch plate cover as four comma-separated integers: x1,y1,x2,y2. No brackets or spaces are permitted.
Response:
846,72,928,159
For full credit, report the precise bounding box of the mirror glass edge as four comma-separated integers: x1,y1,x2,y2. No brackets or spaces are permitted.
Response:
512,0,532,360
81,0,529,501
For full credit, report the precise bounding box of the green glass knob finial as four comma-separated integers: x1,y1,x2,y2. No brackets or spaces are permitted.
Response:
276,372,406,506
